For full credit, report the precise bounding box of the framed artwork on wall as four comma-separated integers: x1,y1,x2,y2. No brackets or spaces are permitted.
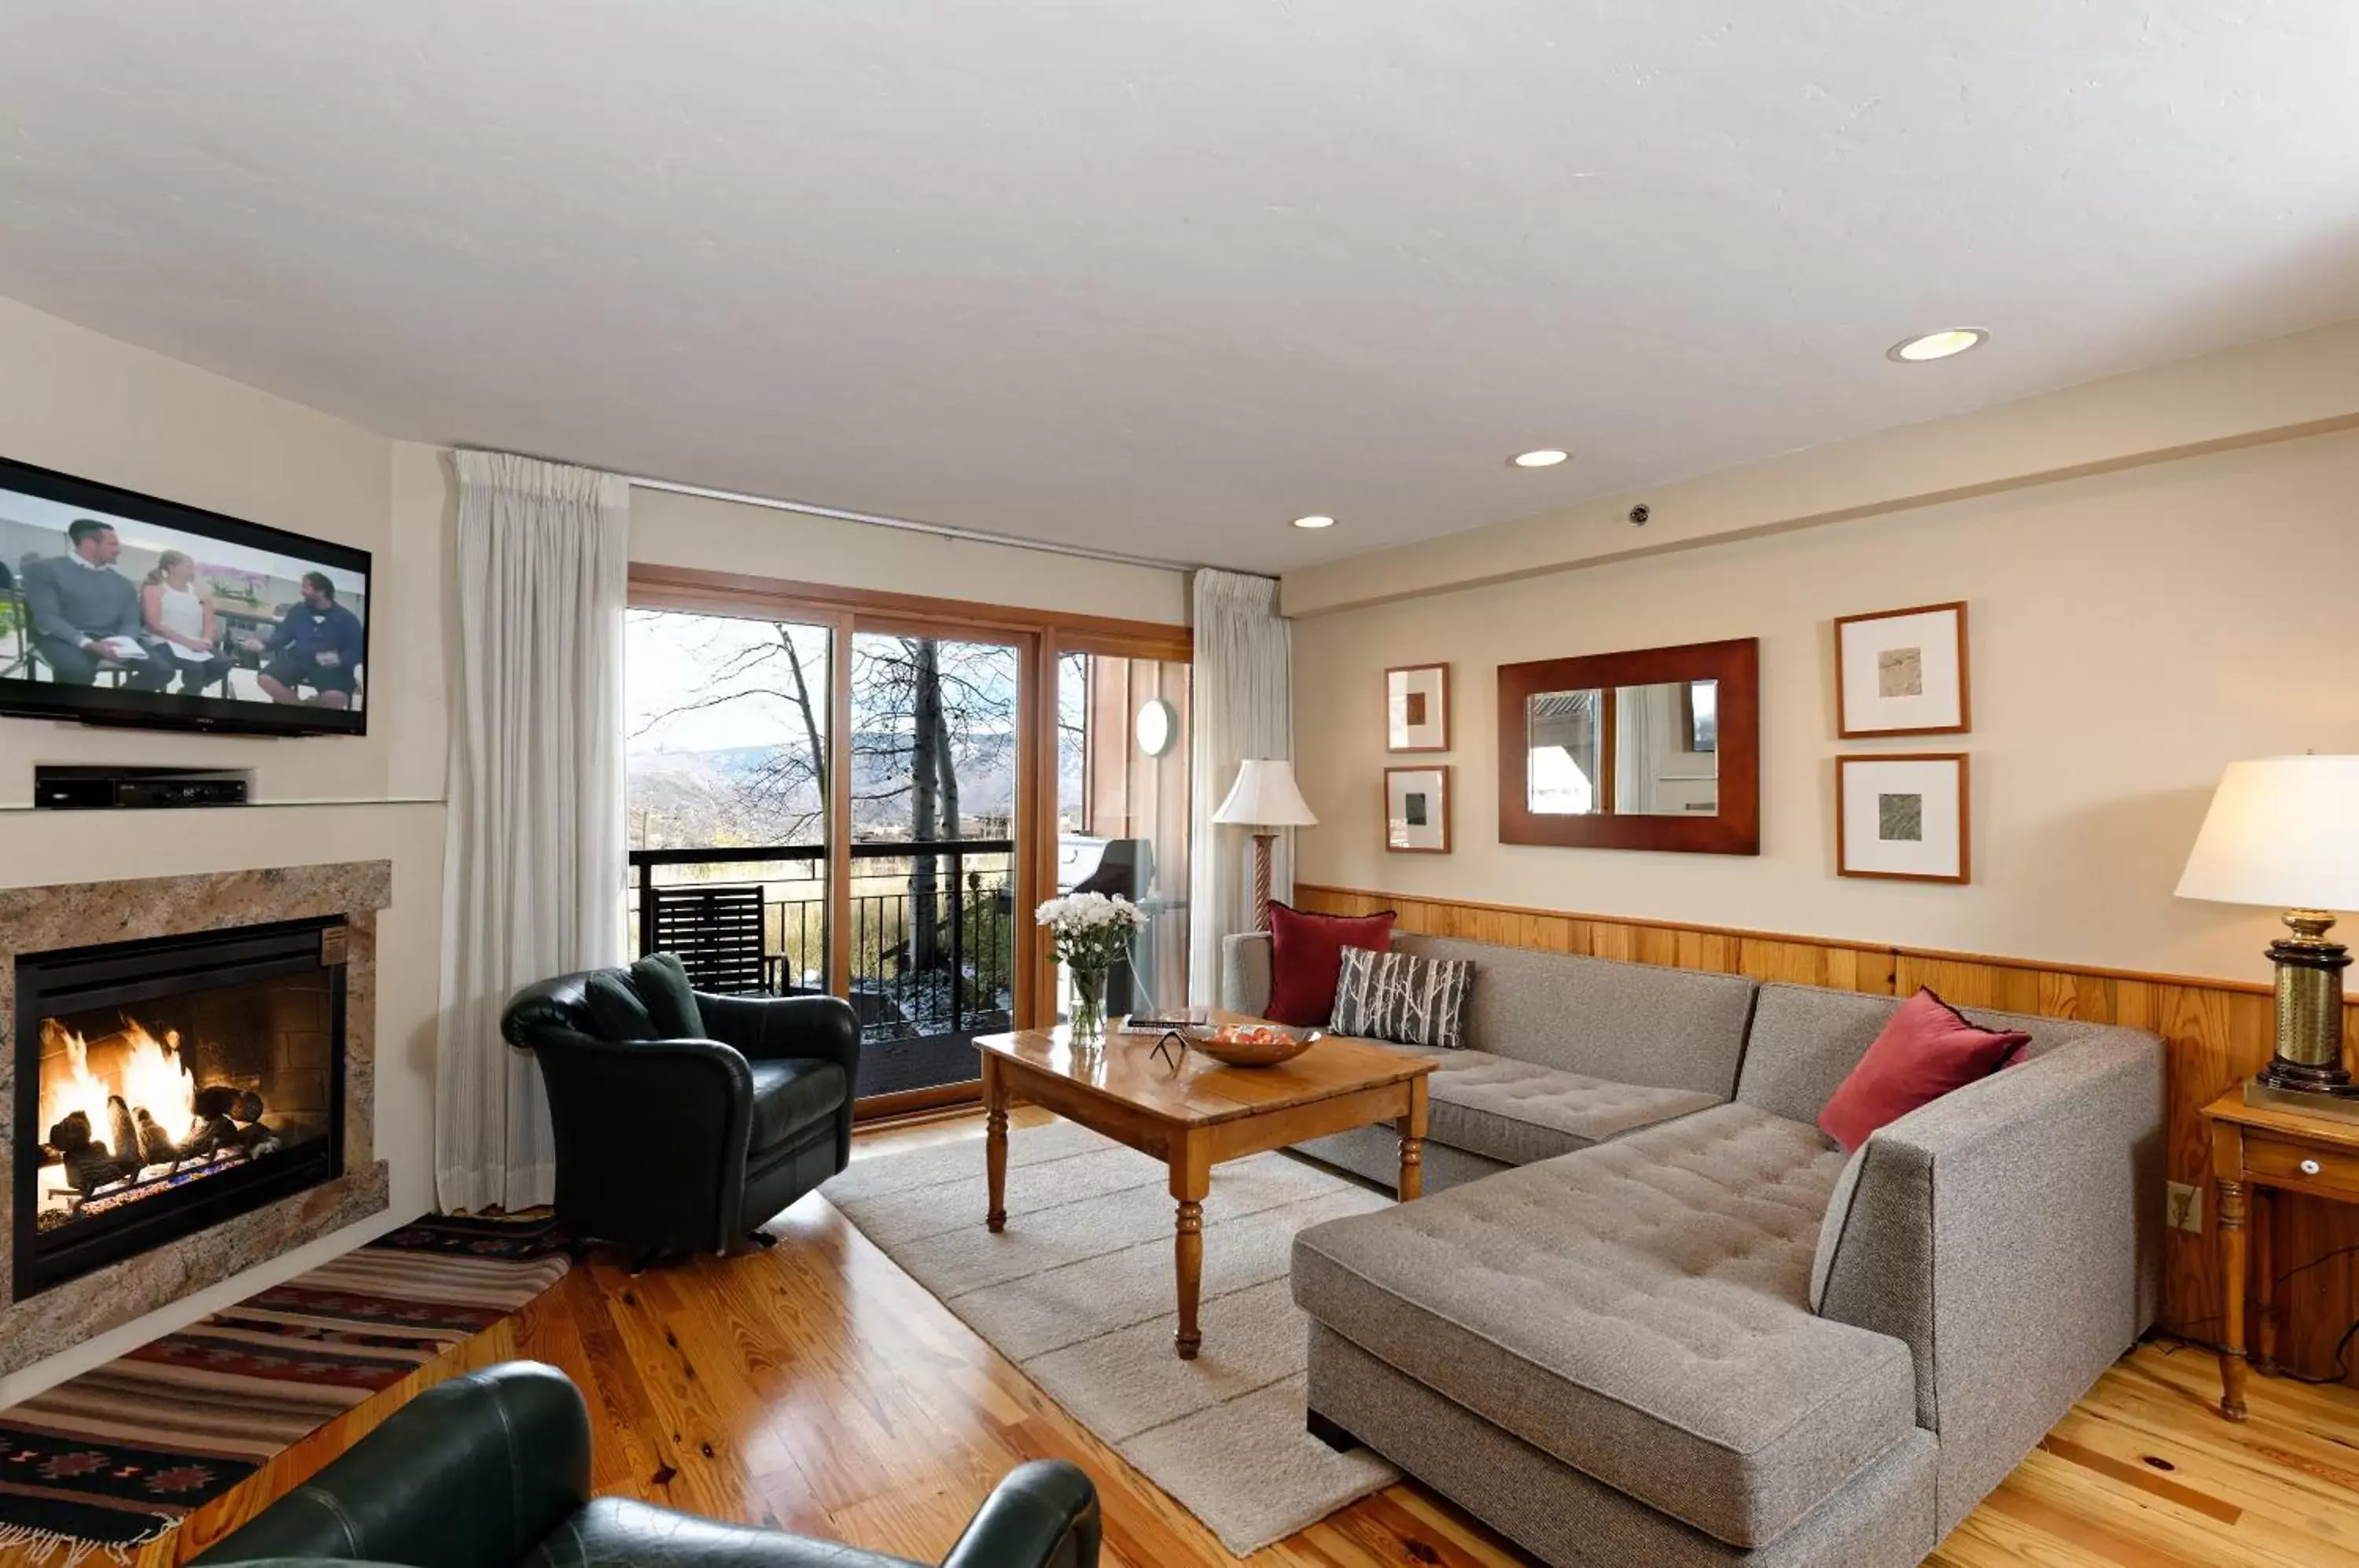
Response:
1837,753,1970,883
1835,602,1970,738
1386,662,1452,753
1385,764,1452,853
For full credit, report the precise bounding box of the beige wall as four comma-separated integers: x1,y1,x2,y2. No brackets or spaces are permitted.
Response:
0,299,451,1401
629,485,1190,622
1286,319,2359,617
1293,425,2359,985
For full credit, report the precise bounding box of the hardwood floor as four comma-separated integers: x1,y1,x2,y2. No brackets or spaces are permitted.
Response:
31,1106,2359,1568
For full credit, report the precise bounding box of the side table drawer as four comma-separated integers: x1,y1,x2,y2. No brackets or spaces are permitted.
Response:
2248,1136,2359,1197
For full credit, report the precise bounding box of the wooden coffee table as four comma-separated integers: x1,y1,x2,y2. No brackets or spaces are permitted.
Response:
974,1016,1434,1360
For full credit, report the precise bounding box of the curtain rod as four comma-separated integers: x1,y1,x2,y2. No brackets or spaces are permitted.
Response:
621,473,1207,574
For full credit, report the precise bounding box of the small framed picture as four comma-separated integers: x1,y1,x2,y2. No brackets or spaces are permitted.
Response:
1385,765,1452,853
1835,602,1969,738
1386,663,1452,753
1837,754,1970,883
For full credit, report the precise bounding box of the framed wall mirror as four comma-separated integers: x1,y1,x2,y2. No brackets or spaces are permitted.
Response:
1497,637,1759,854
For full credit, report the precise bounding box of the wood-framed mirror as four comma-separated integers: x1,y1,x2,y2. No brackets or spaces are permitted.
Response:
1497,637,1759,854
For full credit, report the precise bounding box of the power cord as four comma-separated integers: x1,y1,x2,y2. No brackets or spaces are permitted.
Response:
2152,1239,2359,1386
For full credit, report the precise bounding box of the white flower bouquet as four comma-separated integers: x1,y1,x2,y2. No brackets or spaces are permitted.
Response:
1034,892,1147,972
1036,893,1146,1041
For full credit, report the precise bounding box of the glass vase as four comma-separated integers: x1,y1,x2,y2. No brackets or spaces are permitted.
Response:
1070,965,1110,1046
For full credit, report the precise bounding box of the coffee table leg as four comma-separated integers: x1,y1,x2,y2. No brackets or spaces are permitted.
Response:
1175,1199,1204,1360
984,1056,1008,1234
1173,1137,1209,1360
1398,1077,1430,1202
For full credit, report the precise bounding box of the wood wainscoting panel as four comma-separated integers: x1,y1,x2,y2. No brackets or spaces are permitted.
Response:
1294,882,2359,1387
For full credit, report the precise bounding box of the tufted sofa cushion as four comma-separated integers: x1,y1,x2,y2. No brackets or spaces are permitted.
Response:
1426,1051,1724,1165
1291,1103,1918,1548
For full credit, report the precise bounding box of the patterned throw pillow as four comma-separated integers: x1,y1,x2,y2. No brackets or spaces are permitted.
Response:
1328,947,1475,1051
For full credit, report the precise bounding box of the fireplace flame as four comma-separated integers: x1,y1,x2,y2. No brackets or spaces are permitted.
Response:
39,1017,201,1160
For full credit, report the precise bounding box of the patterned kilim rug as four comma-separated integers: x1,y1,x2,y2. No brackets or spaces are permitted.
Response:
0,1212,569,1562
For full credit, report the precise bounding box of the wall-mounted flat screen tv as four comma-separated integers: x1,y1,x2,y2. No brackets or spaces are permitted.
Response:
0,455,372,737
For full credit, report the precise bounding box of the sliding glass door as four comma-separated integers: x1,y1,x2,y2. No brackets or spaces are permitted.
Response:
845,630,1022,1099
624,568,1192,1116
625,608,835,996
1055,650,1191,1022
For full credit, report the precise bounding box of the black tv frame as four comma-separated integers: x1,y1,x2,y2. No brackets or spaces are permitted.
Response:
0,455,373,738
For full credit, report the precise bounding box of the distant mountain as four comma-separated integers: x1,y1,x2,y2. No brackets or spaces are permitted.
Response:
627,734,1068,849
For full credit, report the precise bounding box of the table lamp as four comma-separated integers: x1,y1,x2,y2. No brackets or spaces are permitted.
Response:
1213,759,1318,932
2177,754,2359,1104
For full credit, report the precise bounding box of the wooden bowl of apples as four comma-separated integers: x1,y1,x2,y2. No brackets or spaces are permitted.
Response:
1185,1020,1319,1068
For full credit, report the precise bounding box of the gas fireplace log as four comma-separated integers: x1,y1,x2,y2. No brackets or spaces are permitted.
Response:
108,1097,139,1173
64,1143,129,1194
178,1114,243,1162
135,1109,181,1166
47,1110,94,1155
227,1120,280,1152
193,1085,268,1125
48,1113,135,1194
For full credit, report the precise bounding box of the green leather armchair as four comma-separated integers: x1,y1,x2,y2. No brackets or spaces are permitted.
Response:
193,1361,1100,1568
501,968,861,1265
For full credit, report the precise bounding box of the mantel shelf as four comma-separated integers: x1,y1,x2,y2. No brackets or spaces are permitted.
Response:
0,795,445,814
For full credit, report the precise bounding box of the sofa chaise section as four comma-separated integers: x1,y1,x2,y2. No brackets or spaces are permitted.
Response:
1294,1103,1919,1552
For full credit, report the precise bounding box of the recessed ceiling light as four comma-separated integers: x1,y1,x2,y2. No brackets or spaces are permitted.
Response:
1511,448,1570,468
1291,514,1335,530
1887,328,1989,363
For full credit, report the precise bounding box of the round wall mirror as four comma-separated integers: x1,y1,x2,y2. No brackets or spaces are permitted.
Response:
1135,698,1176,758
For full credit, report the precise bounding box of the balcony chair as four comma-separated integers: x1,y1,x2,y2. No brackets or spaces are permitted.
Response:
645,881,771,993
193,1360,1102,1568
501,952,859,1268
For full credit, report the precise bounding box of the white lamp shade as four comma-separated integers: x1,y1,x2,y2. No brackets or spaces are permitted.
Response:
2176,755,2359,911
1214,758,1319,828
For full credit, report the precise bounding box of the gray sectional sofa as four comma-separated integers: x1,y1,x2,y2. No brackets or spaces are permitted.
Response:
1223,931,2163,1568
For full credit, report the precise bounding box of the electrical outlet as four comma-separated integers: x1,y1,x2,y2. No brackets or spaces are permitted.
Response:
2167,1181,2203,1235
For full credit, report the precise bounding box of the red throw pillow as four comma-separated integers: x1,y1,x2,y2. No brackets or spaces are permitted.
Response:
1266,901,1396,1025
1818,988,2031,1153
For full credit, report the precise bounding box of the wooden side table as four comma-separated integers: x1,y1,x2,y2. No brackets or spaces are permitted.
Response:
2202,1090,2359,1419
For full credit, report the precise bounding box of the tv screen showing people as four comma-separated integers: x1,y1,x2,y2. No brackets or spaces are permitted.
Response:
0,456,371,736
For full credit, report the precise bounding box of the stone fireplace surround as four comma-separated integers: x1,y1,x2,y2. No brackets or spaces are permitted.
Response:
0,862,392,1377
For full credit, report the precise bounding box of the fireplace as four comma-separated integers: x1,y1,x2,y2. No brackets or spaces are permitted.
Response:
13,918,347,1298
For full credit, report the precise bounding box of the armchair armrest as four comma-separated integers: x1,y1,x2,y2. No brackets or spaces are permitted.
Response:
697,991,863,1176
1813,1026,2162,1536
532,1031,757,1250
698,991,863,1078
194,1362,591,1565
940,1460,1100,1568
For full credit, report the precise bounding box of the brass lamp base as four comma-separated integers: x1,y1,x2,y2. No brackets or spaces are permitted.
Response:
2254,908,2359,1099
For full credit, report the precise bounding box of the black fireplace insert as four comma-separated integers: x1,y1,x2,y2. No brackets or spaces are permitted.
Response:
12,917,346,1297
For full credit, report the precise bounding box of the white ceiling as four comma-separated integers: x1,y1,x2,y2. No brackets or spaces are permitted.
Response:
4,3,2356,574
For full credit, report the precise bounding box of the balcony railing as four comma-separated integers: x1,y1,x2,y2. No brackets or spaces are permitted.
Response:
626,840,1016,1099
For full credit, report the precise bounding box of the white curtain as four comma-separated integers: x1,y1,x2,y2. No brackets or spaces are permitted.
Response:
436,451,629,1213
1187,569,1293,1006
1615,683,1671,815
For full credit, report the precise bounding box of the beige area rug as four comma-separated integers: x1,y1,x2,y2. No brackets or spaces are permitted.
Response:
821,1120,1399,1555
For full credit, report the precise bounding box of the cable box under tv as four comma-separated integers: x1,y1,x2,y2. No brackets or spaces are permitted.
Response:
35,764,252,810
